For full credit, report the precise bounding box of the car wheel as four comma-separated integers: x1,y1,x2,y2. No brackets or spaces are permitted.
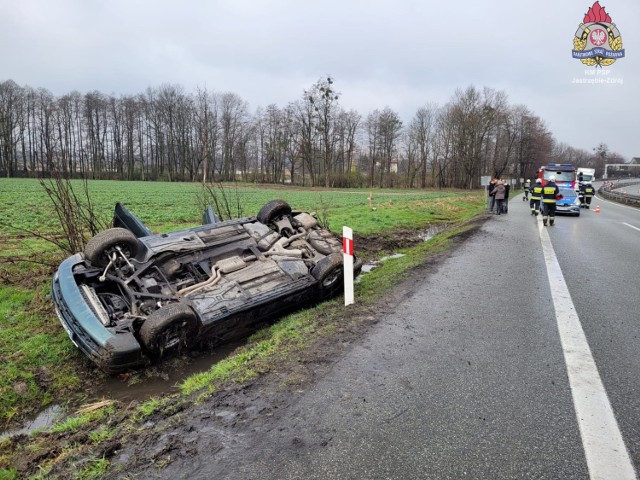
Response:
84,228,140,268
311,253,344,289
140,302,198,357
257,200,292,225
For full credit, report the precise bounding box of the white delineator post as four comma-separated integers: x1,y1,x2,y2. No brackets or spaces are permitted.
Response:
343,226,354,306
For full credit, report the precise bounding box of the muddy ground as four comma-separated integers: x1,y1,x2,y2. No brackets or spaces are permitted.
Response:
3,220,484,478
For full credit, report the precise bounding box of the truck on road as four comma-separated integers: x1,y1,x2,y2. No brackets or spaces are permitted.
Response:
577,167,596,184
537,163,578,190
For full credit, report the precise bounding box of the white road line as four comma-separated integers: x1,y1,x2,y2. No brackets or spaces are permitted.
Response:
538,222,637,480
595,195,640,212
623,222,640,232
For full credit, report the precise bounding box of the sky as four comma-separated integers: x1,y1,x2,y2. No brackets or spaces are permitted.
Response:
1,0,638,160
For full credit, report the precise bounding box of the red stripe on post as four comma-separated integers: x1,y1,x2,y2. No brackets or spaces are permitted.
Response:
343,238,354,256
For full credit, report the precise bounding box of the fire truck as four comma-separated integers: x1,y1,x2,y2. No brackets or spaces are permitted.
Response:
537,164,578,190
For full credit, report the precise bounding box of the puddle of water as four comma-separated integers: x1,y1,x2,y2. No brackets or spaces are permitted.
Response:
360,262,378,274
358,224,447,280
358,253,406,279
0,404,64,440
91,342,241,404
380,253,406,261
1,342,242,440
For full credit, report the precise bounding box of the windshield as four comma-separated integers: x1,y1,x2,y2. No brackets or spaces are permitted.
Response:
580,174,594,182
559,188,578,198
544,170,575,182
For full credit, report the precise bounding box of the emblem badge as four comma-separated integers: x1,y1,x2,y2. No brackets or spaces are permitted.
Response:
572,1,624,67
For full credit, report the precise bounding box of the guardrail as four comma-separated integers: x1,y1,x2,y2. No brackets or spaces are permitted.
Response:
598,181,640,208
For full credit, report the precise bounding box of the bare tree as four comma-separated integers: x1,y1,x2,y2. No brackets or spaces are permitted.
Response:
365,110,381,188
121,95,143,180
401,129,419,188
194,87,219,183
409,104,438,188
1,77,619,190
432,106,456,188
336,109,361,180
262,104,288,183
294,95,319,186
449,87,501,188
0,80,25,177
490,99,519,180
219,92,249,181
282,104,299,184
310,76,340,187
377,107,403,187
83,91,109,178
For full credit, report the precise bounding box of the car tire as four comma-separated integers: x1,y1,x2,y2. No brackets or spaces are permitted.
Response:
257,200,292,225
84,228,140,268
140,302,198,357
311,253,344,289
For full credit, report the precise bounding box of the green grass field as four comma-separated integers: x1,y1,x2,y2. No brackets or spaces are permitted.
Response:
0,178,480,236
0,178,484,433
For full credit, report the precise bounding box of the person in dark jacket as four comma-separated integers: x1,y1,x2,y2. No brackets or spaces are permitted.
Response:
503,181,510,213
530,178,543,216
493,180,506,215
542,175,562,226
581,182,595,208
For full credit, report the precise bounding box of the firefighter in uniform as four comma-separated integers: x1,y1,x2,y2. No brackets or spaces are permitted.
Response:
542,175,562,226
582,182,595,209
529,178,543,216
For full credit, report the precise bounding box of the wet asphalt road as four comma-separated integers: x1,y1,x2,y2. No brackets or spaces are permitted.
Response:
163,190,640,479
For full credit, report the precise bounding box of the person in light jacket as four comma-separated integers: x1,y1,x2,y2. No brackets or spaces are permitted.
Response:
488,178,497,213
492,180,506,215
523,178,531,201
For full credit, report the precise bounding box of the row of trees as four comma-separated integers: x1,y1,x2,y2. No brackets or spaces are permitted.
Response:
0,78,626,188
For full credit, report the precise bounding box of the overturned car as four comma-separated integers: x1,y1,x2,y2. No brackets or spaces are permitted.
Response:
52,200,360,373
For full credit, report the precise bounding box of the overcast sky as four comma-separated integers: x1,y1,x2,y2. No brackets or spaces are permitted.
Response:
1,0,638,159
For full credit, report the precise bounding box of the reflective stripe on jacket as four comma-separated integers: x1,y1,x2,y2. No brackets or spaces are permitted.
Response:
584,187,595,197
530,185,543,200
542,183,560,203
